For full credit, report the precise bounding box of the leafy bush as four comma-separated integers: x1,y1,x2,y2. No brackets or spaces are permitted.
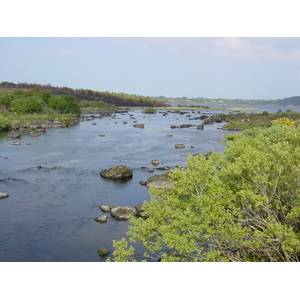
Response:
10,97,44,114
110,125,300,262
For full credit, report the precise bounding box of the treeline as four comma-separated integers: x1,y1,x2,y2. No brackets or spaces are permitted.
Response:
0,88,80,115
150,95,300,106
0,82,168,108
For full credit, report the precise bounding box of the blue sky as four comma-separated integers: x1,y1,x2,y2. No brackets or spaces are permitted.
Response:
1,37,300,100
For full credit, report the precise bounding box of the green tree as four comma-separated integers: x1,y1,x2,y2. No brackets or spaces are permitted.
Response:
10,97,44,114
0,94,14,110
48,95,80,114
110,125,300,262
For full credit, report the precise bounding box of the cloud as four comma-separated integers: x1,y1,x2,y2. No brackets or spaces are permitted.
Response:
210,37,300,63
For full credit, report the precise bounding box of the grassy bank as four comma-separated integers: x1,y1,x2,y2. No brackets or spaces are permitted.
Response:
0,112,78,131
222,110,300,129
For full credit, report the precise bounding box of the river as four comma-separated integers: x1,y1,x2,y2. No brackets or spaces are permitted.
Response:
0,105,299,261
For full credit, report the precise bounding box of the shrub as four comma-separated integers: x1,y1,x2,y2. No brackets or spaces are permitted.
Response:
110,125,300,262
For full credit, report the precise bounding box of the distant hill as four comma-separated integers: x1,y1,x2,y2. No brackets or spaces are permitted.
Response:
0,81,168,108
279,96,300,106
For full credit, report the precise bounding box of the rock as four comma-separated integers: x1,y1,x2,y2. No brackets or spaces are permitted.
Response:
135,204,146,218
147,168,155,173
147,173,173,189
25,143,31,145
165,134,173,137
7,133,22,140
97,248,109,256
139,180,147,186
180,124,195,128
170,125,180,129
151,159,160,166
100,165,133,180
99,205,114,212
37,165,42,169
0,193,9,199
99,134,106,137
94,215,107,223
175,144,186,148
10,142,21,145
156,166,171,170
110,206,137,220
196,124,204,130
133,124,145,128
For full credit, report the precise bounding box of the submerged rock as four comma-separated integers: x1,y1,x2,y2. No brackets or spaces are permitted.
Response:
97,248,109,256
147,173,173,189
100,165,133,180
151,159,160,166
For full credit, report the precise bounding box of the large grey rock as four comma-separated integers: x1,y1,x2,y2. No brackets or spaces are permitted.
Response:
100,165,133,180
110,206,137,220
147,173,173,189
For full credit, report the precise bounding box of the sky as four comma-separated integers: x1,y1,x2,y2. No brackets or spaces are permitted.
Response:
1,2,300,101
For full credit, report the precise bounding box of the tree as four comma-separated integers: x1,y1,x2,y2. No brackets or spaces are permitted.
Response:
47,95,80,114
0,94,14,110
10,97,44,114
110,125,300,262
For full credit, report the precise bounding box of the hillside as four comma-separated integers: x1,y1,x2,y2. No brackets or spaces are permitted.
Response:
0,81,168,108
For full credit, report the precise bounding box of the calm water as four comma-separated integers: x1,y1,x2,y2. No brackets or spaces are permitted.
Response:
0,106,298,261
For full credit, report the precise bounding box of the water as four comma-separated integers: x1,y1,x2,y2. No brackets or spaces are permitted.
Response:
0,106,296,261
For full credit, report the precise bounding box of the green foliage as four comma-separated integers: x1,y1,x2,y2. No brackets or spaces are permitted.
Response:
142,108,157,114
48,95,80,114
223,110,300,129
111,125,300,262
10,97,44,114
0,93,14,109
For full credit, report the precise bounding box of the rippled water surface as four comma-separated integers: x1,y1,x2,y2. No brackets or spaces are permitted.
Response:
0,107,280,261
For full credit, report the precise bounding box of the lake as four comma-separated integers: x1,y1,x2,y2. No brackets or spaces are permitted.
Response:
0,105,299,261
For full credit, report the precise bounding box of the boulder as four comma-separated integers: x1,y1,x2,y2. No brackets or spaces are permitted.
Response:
196,125,204,130
7,133,22,140
94,215,107,223
97,248,109,256
0,193,9,199
100,165,133,180
147,173,173,189
133,124,145,128
99,205,114,212
175,144,186,148
135,204,147,218
139,180,147,186
110,206,137,220
10,142,21,145
151,159,160,166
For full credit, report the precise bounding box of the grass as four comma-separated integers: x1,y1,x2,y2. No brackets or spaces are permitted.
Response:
0,112,78,130
222,110,300,129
